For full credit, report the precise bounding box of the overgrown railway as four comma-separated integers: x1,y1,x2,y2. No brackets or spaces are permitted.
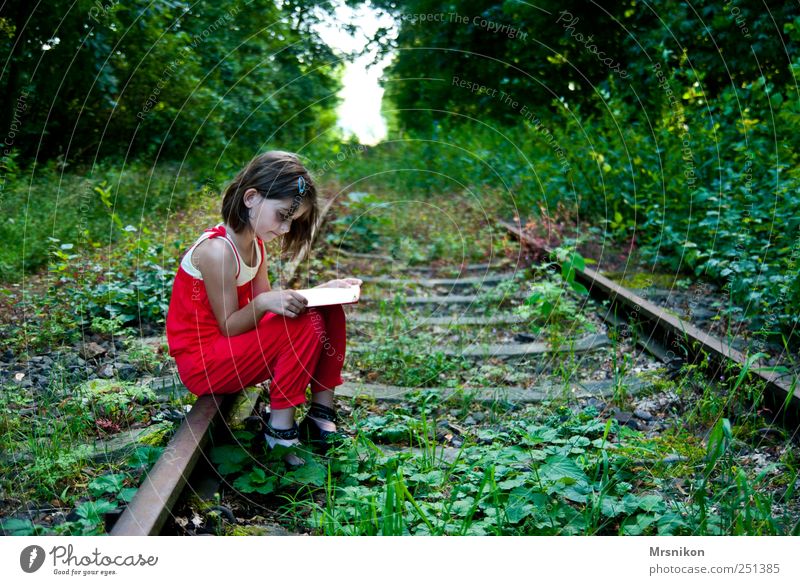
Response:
110,201,800,536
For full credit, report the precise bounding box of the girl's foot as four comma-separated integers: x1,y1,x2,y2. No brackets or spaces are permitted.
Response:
264,421,305,466
299,403,344,454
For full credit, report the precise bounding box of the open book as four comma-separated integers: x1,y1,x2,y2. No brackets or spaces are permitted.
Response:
295,284,361,307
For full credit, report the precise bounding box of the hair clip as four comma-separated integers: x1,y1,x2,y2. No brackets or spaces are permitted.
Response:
298,176,306,195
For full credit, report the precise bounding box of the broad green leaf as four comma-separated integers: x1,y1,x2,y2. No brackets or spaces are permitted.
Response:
637,494,666,513
234,468,277,494
88,473,126,497
286,460,327,486
210,444,251,475
118,488,139,503
537,455,589,484
76,499,118,523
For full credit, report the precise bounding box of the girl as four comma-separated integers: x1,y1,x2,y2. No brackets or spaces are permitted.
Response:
166,151,361,465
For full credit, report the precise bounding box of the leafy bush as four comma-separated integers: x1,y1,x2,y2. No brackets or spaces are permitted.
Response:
332,72,800,342
325,191,391,253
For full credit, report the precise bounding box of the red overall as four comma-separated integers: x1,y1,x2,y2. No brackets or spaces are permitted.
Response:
165,224,346,409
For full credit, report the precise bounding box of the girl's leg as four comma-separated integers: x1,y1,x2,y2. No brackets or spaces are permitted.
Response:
305,304,347,433
267,407,297,430
194,309,326,413
307,304,347,398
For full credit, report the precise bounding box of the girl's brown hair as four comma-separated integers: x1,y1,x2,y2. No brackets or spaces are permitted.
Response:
221,151,319,260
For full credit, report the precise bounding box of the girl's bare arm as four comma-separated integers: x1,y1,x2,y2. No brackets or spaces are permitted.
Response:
251,241,271,298
193,239,268,337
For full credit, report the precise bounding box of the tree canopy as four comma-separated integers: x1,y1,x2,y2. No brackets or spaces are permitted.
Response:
0,0,344,163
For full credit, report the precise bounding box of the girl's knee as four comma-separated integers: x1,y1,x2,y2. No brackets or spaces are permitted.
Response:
258,308,337,341
303,307,327,329
282,309,322,338
320,304,345,319
258,310,313,330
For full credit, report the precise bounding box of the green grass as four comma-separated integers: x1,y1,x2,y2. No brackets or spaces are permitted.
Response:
204,391,800,536
0,367,182,536
0,157,206,283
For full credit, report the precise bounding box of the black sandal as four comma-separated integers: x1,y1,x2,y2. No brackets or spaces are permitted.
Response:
263,421,307,466
298,403,345,454
264,421,301,448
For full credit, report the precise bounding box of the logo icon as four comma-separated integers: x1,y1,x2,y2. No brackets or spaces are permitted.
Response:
20,545,46,573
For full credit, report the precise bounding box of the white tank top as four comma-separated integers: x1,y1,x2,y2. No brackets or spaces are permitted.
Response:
180,223,262,287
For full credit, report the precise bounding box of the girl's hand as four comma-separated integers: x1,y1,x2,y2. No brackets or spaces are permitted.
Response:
313,278,363,289
256,290,308,318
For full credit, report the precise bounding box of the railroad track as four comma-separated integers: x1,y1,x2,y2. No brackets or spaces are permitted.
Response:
498,220,799,424
111,207,800,535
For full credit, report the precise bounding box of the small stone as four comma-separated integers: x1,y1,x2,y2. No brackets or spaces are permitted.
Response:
633,409,653,421
612,410,641,430
117,364,138,381
662,454,687,464
471,411,486,423
155,363,173,376
162,408,186,423
435,424,451,442
80,342,107,360
464,415,477,425
756,427,784,442
587,398,607,411
97,364,116,379
690,308,715,321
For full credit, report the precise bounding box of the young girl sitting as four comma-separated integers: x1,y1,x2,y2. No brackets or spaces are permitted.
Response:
166,151,361,465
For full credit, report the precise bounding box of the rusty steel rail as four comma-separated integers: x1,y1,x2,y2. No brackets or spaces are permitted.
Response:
500,220,800,423
111,196,338,536
110,393,237,535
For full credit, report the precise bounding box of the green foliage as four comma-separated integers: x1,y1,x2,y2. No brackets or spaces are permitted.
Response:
369,0,797,130
72,379,157,427
0,0,342,162
337,84,800,340
198,384,798,536
0,157,195,283
352,335,469,387
334,0,800,343
515,248,593,338
326,192,391,252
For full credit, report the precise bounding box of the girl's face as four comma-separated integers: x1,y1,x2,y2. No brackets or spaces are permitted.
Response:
243,188,310,242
